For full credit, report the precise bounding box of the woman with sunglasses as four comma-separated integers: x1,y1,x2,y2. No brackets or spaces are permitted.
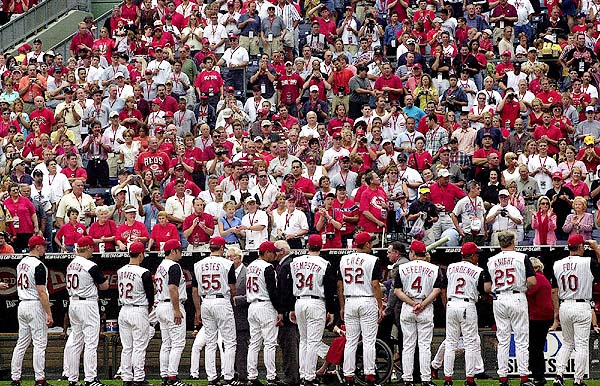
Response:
3,182,39,252
0,109,20,138
531,196,557,245
10,99,30,135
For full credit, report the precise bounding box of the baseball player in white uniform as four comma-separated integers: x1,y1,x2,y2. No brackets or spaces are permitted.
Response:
443,242,491,386
63,236,109,386
246,241,283,386
11,236,52,386
288,234,337,385
117,242,155,386
486,230,536,386
552,235,600,386
189,326,225,379
394,240,444,386
192,236,237,385
338,232,383,386
155,240,190,386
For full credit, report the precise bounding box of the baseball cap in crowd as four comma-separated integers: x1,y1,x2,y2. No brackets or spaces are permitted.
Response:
124,206,137,213
152,98,162,105
201,37,210,44
586,106,595,113
397,154,407,162
254,136,264,142
210,237,227,246
381,139,393,146
259,241,280,253
164,111,174,118
307,234,323,248
28,235,46,248
164,239,182,252
418,185,430,194
284,173,295,181
309,85,319,93
245,196,257,204
339,155,350,162
354,232,372,245
115,72,125,78
501,50,512,57
129,242,145,254
226,86,235,93
498,189,509,197
567,234,584,246
145,69,153,75
222,108,233,118
482,29,492,36
438,169,451,178
78,236,95,248
406,38,415,45
12,159,23,169
332,132,342,139
461,242,479,256
584,135,595,146
410,240,426,254
325,192,335,199
528,47,538,53
433,17,443,23
413,63,422,70
261,120,272,127
552,171,563,180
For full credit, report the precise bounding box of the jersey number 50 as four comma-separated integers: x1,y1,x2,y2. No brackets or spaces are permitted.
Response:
66,273,79,290
344,267,364,284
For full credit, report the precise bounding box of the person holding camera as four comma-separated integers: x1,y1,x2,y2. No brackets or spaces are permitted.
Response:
485,189,523,246
440,74,468,119
497,87,526,129
301,85,330,123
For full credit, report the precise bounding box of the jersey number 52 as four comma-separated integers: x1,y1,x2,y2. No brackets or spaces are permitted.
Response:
344,267,364,284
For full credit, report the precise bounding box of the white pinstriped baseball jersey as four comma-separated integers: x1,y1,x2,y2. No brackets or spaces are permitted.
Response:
155,259,187,302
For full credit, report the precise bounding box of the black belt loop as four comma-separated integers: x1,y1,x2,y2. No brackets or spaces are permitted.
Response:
296,295,322,300
202,294,225,299
162,299,187,303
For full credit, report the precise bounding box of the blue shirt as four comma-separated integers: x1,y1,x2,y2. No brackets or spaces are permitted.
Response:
383,22,402,46
237,12,261,36
143,203,160,234
219,215,242,243
404,106,426,122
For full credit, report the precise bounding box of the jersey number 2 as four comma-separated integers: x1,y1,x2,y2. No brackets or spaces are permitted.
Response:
454,278,466,295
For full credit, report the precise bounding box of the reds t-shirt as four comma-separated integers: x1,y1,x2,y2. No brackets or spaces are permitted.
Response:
358,186,388,233
117,221,150,245
194,70,223,94
135,150,171,180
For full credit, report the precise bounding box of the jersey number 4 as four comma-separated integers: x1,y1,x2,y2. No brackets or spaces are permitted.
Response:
561,274,579,291
66,273,79,290
296,272,314,290
344,267,364,284
494,268,516,287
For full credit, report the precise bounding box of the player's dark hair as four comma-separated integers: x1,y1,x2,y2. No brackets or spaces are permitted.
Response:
308,244,321,252
390,241,406,255
210,244,222,252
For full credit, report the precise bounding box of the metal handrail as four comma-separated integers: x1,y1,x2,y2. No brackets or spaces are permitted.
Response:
0,0,89,52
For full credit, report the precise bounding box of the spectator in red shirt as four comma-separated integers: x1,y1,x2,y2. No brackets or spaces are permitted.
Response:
88,206,118,252
277,60,304,114
4,182,39,252
116,205,150,250
149,210,180,251
55,207,88,252
29,96,56,135
533,111,562,155
526,257,554,386
536,77,562,109
69,22,95,58
374,62,404,101
314,193,344,248
61,153,88,184
183,198,215,251
135,136,171,183
358,171,389,238
577,135,600,172
497,88,524,128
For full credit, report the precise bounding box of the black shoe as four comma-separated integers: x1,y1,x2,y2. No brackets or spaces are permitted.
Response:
247,380,263,386
444,381,453,386
135,381,154,386
431,368,439,380
189,377,200,381
86,379,109,386
465,382,477,386
36,382,54,386
574,382,587,386
123,382,133,386
532,379,546,386
423,381,437,386
474,374,490,380
11,381,20,386
552,377,564,386
68,382,79,386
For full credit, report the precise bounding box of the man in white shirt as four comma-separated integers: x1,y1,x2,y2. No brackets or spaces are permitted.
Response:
485,189,523,246
165,179,195,247
322,132,350,178
240,196,269,250
217,34,249,92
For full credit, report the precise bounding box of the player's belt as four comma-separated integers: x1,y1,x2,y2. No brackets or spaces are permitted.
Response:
296,295,323,300
122,304,147,307
71,296,98,301
19,299,40,301
494,290,521,294
345,295,374,298
161,299,187,304
560,299,589,303
202,294,225,299
448,297,474,303
252,299,269,303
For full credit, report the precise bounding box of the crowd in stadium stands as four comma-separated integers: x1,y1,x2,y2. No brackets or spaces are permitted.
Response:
0,0,599,253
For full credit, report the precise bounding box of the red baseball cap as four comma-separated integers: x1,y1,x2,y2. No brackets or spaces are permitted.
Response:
28,235,46,248
164,239,182,252
354,232,372,246
567,234,584,246
78,236,95,248
129,242,145,254
307,234,323,248
152,98,162,105
552,171,563,180
502,50,512,57
259,241,281,253
210,237,226,247
164,111,174,117
410,240,426,254
461,242,479,256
